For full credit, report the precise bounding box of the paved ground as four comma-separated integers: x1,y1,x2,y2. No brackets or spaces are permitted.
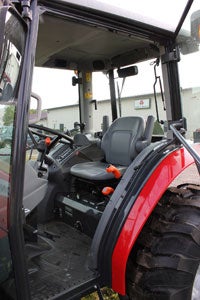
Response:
171,163,200,187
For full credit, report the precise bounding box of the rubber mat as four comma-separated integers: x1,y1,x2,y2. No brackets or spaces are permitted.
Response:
28,221,95,300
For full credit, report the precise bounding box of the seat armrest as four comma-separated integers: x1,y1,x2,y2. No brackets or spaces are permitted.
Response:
136,140,148,152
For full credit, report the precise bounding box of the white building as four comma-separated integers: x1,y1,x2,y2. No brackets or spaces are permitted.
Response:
46,88,200,140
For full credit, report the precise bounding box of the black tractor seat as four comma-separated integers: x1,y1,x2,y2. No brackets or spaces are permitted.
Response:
70,116,154,182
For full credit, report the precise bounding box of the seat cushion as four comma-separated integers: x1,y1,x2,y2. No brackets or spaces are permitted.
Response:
70,117,145,181
70,161,127,181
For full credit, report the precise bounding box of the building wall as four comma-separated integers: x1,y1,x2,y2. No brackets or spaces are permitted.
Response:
47,104,79,132
47,94,166,132
36,118,48,127
47,88,200,139
181,87,200,139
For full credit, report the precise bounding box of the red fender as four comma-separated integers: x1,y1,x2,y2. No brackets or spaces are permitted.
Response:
112,145,200,295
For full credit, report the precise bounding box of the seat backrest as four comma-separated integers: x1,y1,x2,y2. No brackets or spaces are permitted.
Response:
101,116,145,166
135,115,155,152
143,115,155,144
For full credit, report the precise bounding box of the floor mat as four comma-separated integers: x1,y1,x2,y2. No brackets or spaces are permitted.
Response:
28,221,95,300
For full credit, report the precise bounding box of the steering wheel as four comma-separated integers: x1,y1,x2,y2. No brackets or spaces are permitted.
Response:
28,124,74,152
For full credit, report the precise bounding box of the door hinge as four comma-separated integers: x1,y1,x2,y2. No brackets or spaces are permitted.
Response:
21,0,32,20
161,46,180,64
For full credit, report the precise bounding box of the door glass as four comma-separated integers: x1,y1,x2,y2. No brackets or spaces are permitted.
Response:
178,1,200,140
0,8,26,287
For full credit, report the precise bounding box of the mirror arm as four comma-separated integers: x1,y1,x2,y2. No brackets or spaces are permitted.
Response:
29,92,42,124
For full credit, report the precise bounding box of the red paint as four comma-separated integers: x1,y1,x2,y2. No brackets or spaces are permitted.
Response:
111,146,200,295
0,169,9,181
0,169,10,238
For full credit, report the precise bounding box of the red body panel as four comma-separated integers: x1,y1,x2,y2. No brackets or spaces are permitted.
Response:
112,145,200,295
0,169,10,238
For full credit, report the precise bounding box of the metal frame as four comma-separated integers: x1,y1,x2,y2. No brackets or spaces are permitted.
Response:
7,1,39,299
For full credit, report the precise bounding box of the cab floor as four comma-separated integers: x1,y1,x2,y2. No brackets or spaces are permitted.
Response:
27,221,95,300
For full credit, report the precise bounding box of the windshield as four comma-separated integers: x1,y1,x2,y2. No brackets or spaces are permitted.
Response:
32,59,164,136
31,1,200,141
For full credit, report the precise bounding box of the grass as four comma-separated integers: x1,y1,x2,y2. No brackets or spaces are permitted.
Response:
81,288,120,300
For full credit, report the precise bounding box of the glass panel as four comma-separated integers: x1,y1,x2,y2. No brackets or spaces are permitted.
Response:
61,0,189,32
0,9,25,229
0,11,25,102
178,1,200,140
0,9,25,288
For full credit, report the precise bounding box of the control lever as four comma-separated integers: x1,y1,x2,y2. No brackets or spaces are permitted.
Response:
102,186,114,195
106,164,121,179
37,137,52,171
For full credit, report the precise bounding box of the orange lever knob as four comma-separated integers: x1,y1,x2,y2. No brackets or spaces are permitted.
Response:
102,186,114,195
106,164,121,179
45,136,51,146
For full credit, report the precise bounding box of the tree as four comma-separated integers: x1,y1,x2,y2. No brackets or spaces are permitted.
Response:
3,105,15,126
29,109,36,115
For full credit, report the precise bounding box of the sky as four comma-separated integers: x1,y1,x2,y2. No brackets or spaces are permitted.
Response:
32,68,78,109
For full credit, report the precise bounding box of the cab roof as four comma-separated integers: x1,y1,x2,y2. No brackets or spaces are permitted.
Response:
58,0,192,34
35,0,193,71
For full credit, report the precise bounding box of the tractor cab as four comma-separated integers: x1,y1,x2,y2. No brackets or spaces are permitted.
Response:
0,1,200,300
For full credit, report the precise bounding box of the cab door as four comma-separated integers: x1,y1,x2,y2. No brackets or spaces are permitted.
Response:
0,5,34,299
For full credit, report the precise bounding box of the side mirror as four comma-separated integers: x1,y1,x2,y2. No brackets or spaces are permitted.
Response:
191,10,200,43
29,92,42,124
0,6,26,102
178,10,200,55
